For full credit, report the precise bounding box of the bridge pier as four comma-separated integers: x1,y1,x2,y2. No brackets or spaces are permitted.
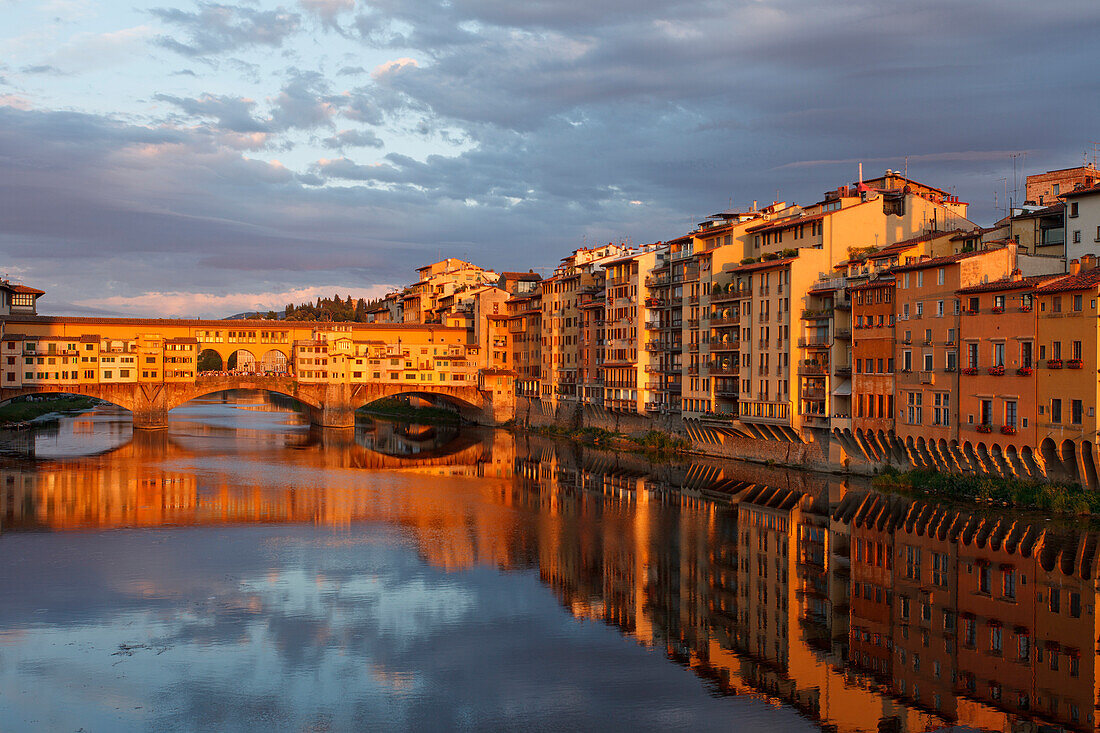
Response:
132,384,169,430
311,384,357,428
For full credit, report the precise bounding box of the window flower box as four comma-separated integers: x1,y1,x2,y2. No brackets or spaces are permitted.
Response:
1067,358,1083,369
987,365,1005,376
1001,425,1017,435
1019,305,1032,313
962,367,979,375
1016,366,1033,376
1047,359,1063,369
976,424,993,433
991,306,1005,314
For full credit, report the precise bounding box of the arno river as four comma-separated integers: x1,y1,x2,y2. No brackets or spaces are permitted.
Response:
0,394,1097,732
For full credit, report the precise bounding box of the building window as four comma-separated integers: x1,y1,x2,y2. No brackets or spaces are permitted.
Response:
990,626,1002,655
906,392,922,425
1005,400,1017,428
1052,398,1062,424
1003,568,1016,599
1072,399,1083,425
1073,230,1081,243
933,393,950,426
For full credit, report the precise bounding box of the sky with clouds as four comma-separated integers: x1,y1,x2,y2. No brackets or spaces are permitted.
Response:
1,0,1098,318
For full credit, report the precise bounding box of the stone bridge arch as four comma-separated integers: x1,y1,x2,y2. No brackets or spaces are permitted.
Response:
260,349,289,373
1,376,508,430
227,349,257,371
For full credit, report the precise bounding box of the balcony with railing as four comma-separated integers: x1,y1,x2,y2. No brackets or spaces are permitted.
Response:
798,337,831,349
711,283,751,302
711,340,739,352
798,360,829,376
801,386,826,401
708,362,739,376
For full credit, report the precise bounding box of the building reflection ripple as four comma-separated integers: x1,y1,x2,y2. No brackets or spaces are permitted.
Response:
1,401,1097,731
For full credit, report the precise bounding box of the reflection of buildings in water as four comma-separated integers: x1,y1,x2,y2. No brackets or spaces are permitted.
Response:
0,424,512,538
517,440,1100,732
837,492,1100,731
8,417,1100,732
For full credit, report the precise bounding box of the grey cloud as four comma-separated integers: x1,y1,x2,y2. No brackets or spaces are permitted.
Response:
337,65,365,75
299,0,355,29
151,2,301,57
323,128,384,149
6,0,1100,317
21,64,65,75
155,92,271,132
269,70,339,130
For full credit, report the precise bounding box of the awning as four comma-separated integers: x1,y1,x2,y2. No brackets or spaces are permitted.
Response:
832,381,852,396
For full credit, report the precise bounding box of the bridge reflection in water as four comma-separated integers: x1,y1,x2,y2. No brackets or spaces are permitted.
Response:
2,417,1098,732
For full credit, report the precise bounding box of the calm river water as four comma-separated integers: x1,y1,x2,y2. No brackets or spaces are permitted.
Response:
0,393,1096,732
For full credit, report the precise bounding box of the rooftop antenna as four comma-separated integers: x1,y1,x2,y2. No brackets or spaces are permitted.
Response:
1011,152,1023,209
904,156,908,179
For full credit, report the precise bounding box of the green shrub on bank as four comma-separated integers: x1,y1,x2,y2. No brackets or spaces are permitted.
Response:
630,430,691,453
873,469,1099,515
358,398,462,424
0,396,97,423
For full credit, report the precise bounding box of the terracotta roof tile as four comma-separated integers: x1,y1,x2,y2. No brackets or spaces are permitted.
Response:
729,256,797,273
888,251,986,273
4,283,44,295
1061,183,1100,199
746,212,826,235
1034,267,1100,293
956,274,1063,294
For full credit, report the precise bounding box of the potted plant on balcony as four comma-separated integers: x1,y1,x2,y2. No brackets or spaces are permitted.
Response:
987,365,1005,376
1047,358,1063,369
976,423,993,433
991,306,1005,314
1067,358,1084,369
962,367,979,375
1016,366,1033,376
1000,424,1017,435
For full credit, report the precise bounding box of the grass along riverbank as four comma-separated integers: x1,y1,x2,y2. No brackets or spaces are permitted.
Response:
873,468,1100,515
357,397,463,425
0,395,99,425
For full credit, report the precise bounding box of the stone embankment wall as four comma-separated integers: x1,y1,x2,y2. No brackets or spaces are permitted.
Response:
513,396,1100,488
514,396,833,473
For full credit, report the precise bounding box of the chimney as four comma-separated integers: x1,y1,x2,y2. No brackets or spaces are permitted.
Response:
1011,268,1022,282
1069,258,1082,275
1081,254,1098,271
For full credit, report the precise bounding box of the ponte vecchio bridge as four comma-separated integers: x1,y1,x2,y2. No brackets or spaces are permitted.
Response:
0,315,513,429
